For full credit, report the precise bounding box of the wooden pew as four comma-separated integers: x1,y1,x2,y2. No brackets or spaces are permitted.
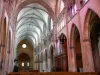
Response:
7,72,99,75
80,72,100,75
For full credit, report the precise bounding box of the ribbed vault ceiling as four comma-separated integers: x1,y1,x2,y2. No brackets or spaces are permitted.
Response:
15,3,53,48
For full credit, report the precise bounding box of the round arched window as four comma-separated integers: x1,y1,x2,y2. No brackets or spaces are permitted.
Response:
22,44,27,48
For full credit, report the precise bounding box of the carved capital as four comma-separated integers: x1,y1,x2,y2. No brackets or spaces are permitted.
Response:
4,0,13,3
83,39,90,42
0,44,5,47
3,0,7,2
7,50,11,54
69,46,76,49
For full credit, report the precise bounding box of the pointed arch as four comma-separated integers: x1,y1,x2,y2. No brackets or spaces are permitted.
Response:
84,9,100,72
83,8,100,40
70,24,80,46
70,24,83,72
15,0,54,21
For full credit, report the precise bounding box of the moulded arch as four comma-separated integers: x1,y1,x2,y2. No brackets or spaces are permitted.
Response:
83,8,100,40
17,53,32,71
83,9,91,40
59,33,67,40
15,0,54,22
17,52,31,60
70,23,83,71
70,24,80,46
84,8,100,72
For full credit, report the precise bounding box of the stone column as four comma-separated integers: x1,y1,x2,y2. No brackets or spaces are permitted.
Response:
82,39,95,72
68,46,77,72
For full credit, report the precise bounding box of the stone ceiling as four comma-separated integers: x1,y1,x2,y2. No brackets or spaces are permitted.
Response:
15,3,53,48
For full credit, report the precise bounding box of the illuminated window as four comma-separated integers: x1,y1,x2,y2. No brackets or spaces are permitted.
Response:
72,4,77,16
68,16,70,21
22,44,27,48
85,0,88,3
60,0,64,13
22,62,24,67
27,62,29,67
51,19,53,30
74,4,77,13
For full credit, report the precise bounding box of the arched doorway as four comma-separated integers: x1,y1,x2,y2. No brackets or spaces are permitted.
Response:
17,53,30,72
89,10,100,72
71,25,83,72
75,27,83,72
17,39,34,71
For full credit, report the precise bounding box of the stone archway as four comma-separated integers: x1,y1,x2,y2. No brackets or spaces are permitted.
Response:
89,10,100,72
70,24,83,72
16,39,34,71
17,53,30,72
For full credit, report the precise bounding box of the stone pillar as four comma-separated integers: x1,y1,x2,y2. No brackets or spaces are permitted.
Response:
44,60,46,72
68,46,77,72
40,62,43,72
82,39,95,72
63,54,68,71
47,58,50,72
